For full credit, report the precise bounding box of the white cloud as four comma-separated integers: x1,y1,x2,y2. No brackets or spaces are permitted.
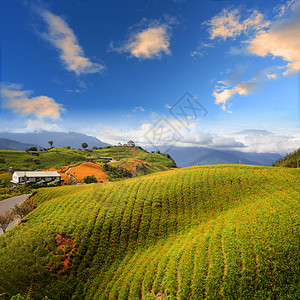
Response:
234,129,300,153
132,106,145,112
205,8,269,40
213,78,259,111
190,42,213,57
25,119,60,132
1,82,65,120
38,9,105,75
247,1,300,75
111,20,172,59
212,67,280,111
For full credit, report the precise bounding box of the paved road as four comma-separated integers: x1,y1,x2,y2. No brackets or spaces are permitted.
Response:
0,194,31,235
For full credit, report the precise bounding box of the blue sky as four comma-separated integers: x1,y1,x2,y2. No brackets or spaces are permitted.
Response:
1,0,299,153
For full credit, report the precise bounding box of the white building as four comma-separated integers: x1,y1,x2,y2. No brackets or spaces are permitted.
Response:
11,171,62,186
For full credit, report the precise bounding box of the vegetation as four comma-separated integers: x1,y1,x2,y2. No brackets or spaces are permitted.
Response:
83,175,98,184
0,211,14,234
81,143,88,150
0,148,86,173
274,147,300,168
0,202,34,234
0,186,32,202
0,165,299,299
26,147,38,152
103,163,133,181
68,162,108,184
0,146,175,175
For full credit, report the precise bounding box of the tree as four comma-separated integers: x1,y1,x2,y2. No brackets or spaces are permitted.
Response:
12,202,33,219
28,146,37,151
82,143,88,149
48,141,53,148
83,175,97,184
0,211,14,234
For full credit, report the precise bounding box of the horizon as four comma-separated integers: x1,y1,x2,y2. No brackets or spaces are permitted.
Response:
1,0,300,154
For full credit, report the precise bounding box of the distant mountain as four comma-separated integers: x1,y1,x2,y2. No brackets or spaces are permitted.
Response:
0,138,42,151
161,146,282,167
0,131,110,149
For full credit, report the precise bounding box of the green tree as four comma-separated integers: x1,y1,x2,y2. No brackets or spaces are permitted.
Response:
83,175,97,184
48,141,53,148
27,146,37,151
82,143,88,149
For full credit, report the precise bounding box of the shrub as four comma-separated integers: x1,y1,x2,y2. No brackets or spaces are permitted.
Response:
83,175,98,184
28,147,38,151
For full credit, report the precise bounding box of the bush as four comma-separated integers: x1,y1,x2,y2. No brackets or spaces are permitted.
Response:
27,147,38,151
12,202,33,219
83,175,98,184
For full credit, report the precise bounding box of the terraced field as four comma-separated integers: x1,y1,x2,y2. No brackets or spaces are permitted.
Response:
68,162,109,183
0,165,299,299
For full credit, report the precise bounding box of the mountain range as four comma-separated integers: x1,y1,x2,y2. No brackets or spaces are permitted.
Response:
0,131,110,150
0,138,42,151
0,131,282,166
164,146,282,167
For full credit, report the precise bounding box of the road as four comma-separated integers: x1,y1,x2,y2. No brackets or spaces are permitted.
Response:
0,194,31,235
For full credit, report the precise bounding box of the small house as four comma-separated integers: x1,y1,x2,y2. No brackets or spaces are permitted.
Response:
11,171,62,186
127,140,135,147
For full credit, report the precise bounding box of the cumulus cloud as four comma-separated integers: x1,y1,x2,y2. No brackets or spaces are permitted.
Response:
1,82,65,120
38,9,105,75
234,129,300,153
247,1,300,75
205,8,269,40
111,20,172,59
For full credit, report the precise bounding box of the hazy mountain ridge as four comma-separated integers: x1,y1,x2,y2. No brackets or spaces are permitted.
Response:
0,131,110,149
0,138,42,151
165,146,282,167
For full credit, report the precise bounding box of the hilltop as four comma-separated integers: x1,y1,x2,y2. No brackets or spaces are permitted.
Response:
274,147,300,168
0,165,299,299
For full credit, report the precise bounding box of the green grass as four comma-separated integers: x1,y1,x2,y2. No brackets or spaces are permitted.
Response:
0,173,9,187
0,165,299,299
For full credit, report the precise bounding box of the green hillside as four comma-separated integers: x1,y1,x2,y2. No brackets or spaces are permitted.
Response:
274,147,300,168
0,146,175,175
0,165,299,299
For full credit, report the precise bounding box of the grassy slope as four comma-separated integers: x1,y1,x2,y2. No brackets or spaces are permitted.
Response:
0,165,299,299
94,147,176,169
0,148,86,173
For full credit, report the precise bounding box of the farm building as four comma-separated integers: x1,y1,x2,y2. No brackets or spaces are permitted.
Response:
11,171,62,186
127,140,135,147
